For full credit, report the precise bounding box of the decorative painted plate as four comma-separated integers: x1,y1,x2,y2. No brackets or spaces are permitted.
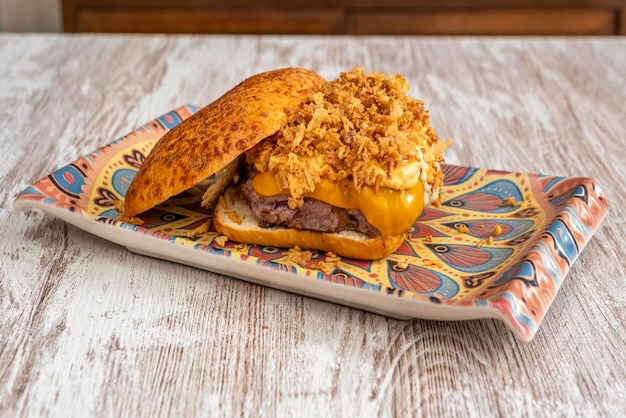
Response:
14,105,608,342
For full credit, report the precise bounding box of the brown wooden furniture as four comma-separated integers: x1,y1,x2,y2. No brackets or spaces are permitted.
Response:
62,0,626,35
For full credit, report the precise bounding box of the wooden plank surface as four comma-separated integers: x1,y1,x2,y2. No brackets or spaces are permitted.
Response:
0,34,625,417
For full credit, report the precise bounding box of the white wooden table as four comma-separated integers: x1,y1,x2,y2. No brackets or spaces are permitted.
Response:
1,34,624,417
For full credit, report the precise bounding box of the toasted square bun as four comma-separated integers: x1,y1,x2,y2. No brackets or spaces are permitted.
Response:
123,68,326,217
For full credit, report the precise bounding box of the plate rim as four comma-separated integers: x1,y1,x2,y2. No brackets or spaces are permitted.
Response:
13,196,514,335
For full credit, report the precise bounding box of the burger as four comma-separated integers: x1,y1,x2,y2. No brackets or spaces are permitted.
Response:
121,67,450,260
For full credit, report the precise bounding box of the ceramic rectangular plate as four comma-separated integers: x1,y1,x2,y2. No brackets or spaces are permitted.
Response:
14,105,608,342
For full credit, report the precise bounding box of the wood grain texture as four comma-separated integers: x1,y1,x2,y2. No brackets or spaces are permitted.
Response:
0,34,625,417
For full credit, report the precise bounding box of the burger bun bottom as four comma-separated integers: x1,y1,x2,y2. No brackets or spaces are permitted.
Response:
213,187,406,260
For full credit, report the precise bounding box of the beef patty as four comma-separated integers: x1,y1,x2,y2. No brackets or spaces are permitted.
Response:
240,178,380,237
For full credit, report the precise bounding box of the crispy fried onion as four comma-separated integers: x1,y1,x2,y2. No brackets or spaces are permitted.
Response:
247,67,448,209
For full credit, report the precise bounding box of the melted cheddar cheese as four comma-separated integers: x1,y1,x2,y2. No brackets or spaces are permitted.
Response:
251,171,424,236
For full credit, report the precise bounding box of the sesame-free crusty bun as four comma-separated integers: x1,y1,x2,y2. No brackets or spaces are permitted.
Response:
123,68,326,218
214,187,405,260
